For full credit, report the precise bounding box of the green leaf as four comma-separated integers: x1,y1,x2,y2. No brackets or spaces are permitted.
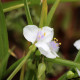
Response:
39,0,47,27
46,0,60,26
2,0,80,13
7,44,36,80
0,2,9,79
2,57,24,79
23,0,33,25
58,73,67,80
3,1,24,12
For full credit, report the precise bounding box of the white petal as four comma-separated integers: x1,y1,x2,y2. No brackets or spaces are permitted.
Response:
76,68,80,76
74,40,80,50
35,42,57,58
52,51,59,57
38,26,53,43
23,25,38,43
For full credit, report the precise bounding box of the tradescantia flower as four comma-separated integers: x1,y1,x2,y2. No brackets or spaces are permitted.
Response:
23,25,60,58
37,38,61,58
74,40,80,50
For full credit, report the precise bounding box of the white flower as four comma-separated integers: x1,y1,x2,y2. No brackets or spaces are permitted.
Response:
76,68,80,76
23,25,59,58
23,25,53,44
74,40,80,50
37,39,60,58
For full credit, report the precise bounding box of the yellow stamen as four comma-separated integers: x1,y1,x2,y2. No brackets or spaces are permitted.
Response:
59,43,61,45
54,38,56,40
39,35,41,38
44,32,46,36
56,39,58,41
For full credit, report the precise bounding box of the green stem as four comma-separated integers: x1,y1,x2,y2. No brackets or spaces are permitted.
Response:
3,4,24,12
23,0,33,25
46,0,60,26
7,44,35,80
45,58,80,69
2,57,24,79
20,64,25,80
3,0,80,13
39,0,47,27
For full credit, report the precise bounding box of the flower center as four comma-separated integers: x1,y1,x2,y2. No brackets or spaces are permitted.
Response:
48,38,61,52
37,30,46,41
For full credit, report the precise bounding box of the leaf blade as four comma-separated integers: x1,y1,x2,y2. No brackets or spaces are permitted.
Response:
0,1,9,79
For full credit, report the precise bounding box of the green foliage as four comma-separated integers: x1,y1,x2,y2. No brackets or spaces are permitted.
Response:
0,2,10,79
2,0,80,13
24,0,33,25
45,58,80,69
37,63,46,79
6,8,26,33
1,0,80,79
27,59,36,70
46,0,60,26
2,57,24,79
39,0,47,27
58,50,80,80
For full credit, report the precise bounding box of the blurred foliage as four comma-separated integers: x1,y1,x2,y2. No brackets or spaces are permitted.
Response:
6,8,26,33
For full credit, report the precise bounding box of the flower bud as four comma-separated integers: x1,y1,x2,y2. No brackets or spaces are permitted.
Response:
35,50,41,56
67,71,74,79
38,63,46,79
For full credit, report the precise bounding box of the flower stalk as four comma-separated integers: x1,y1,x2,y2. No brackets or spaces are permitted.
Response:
7,44,36,80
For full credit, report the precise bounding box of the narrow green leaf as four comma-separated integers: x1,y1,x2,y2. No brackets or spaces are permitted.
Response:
7,44,36,80
46,0,60,26
20,64,25,80
2,0,80,13
39,0,47,27
58,73,66,80
2,57,24,79
62,10,71,30
0,1,9,79
23,0,33,25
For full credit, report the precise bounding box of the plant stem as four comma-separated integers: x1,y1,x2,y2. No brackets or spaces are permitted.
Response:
45,58,80,69
3,0,80,13
3,4,24,12
7,44,36,80
23,0,33,25
39,0,47,27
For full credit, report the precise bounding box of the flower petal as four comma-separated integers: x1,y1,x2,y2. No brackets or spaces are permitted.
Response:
76,68,80,76
48,41,59,52
38,26,53,43
74,40,80,50
35,42,57,58
23,25,38,43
